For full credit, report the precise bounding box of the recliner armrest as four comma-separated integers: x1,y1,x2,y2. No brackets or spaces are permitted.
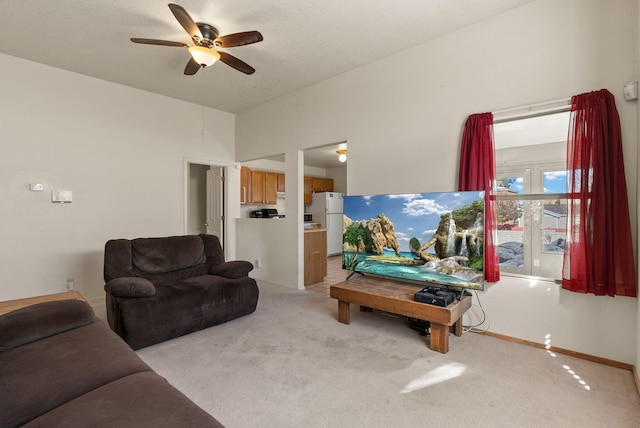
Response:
209,260,254,279
105,277,156,298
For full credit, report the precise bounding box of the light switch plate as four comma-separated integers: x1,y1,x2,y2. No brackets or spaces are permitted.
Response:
29,183,44,191
52,190,72,203
623,81,638,101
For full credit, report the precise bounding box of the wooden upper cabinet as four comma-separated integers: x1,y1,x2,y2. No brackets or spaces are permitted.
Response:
244,170,332,206
240,166,250,205
324,179,334,192
249,170,264,204
311,177,334,193
249,170,278,205
277,173,285,193
264,172,278,204
304,176,313,205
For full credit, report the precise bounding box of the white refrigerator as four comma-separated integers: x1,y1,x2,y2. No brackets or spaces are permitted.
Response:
309,192,344,256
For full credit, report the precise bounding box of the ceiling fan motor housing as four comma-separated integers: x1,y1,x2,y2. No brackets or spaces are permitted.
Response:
196,23,220,47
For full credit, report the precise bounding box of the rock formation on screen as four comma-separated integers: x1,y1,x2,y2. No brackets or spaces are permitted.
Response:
343,214,400,255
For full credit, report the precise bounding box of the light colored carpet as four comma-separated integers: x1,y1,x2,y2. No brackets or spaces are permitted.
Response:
136,281,640,428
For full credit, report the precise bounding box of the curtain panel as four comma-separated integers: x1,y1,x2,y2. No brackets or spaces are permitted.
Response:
563,89,637,297
458,112,500,282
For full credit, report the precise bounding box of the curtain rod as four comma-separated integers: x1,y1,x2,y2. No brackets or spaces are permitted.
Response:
493,97,571,123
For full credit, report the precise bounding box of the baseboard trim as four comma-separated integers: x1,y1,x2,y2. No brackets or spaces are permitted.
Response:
473,330,635,373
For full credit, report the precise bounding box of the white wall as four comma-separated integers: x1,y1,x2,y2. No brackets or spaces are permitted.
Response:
326,166,347,194
0,54,237,302
236,0,639,364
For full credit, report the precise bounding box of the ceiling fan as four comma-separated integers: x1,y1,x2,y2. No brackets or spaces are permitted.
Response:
131,3,263,75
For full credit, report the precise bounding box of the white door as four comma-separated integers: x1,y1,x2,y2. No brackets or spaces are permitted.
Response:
206,167,224,246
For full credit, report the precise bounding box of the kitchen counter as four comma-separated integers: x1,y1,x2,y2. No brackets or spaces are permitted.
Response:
304,222,322,229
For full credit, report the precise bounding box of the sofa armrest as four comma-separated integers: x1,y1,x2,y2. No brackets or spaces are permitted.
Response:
209,260,254,279
0,299,95,351
105,277,156,298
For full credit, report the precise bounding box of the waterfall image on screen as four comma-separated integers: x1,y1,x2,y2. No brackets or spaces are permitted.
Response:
342,191,485,290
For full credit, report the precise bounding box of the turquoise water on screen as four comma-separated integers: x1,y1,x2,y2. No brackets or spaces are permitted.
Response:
343,250,483,290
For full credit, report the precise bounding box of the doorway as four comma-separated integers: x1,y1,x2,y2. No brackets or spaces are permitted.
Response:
186,161,226,249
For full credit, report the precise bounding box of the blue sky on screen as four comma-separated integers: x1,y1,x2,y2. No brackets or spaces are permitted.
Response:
343,191,484,252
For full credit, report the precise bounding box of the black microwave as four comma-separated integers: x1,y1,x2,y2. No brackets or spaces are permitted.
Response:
303,213,312,222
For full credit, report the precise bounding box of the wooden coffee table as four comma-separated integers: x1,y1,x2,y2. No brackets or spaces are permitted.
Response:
330,276,471,353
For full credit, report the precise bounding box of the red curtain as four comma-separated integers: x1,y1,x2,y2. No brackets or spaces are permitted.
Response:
459,112,500,282
563,89,637,297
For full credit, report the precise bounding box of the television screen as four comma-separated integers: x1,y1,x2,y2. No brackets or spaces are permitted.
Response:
342,191,485,290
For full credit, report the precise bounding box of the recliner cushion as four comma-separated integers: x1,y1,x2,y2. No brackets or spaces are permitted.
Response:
131,235,206,275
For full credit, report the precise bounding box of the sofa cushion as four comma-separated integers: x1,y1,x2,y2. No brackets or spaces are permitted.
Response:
0,319,153,428
20,372,224,428
0,300,95,352
105,277,156,298
210,260,254,279
131,235,206,275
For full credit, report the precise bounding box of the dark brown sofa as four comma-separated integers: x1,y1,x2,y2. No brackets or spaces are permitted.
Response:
104,234,259,350
0,299,223,427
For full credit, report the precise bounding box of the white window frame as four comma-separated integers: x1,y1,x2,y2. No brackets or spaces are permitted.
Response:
492,103,571,282
495,162,567,281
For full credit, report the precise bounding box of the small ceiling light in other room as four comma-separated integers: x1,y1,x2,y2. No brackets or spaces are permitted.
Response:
336,149,347,162
188,46,221,66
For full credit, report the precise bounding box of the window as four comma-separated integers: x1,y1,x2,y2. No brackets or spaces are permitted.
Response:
493,112,569,281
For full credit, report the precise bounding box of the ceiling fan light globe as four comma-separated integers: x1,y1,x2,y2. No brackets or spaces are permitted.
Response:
188,46,221,66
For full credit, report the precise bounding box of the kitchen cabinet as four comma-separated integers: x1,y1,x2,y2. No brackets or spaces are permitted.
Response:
240,166,251,205
250,170,278,204
304,176,313,205
304,229,327,286
277,173,285,192
304,176,334,205
312,177,334,193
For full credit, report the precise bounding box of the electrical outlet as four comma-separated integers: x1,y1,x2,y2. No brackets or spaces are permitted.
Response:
66,278,75,290
255,259,262,268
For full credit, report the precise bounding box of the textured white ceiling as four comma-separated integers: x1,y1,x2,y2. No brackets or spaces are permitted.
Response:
0,0,534,114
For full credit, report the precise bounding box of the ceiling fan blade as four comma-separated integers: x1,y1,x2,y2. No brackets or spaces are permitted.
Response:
218,51,255,75
214,31,263,48
184,57,202,75
168,3,202,40
130,38,188,47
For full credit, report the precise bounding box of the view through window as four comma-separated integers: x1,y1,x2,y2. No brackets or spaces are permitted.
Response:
493,111,569,280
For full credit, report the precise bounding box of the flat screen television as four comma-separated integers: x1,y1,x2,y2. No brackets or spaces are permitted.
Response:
342,191,485,290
